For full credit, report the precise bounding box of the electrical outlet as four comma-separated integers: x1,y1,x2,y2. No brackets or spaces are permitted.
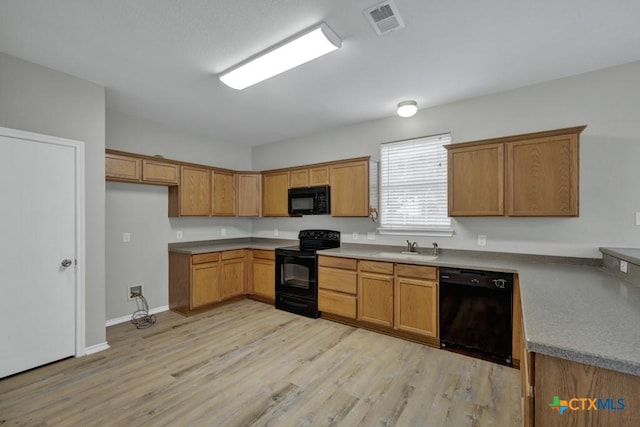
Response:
221,227,227,236
367,232,376,241
477,234,487,246
620,260,628,273
176,230,183,239
128,284,143,301
352,232,359,240
636,212,640,226
122,232,131,242
274,229,279,236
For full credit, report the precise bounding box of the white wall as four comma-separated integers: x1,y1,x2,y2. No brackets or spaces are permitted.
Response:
105,110,252,320
252,61,640,258
0,52,106,347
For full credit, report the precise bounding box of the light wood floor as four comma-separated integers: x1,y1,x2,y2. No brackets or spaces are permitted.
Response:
0,299,521,426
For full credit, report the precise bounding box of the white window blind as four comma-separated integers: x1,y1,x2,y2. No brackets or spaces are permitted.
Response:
379,133,452,235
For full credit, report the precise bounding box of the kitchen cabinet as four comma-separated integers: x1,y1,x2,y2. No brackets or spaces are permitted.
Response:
249,250,275,301
446,126,584,217
212,170,236,216
237,173,261,217
357,260,394,327
330,159,370,217
220,250,245,300
191,253,221,308
178,165,211,216
448,143,504,216
318,256,357,319
169,250,248,316
507,133,579,216
289,166,330,188
262,171,289,217
105,153,141,181
394,264,438,338
142,159,179,185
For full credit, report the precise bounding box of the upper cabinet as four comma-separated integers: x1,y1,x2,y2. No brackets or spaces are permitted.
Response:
106,153,141,181
141,159,179,185
446,126,585,217
212,170,236,216
178,166,212,216
262,171,289,217
289,166,330,188
237,173,261,217
330,159,370,217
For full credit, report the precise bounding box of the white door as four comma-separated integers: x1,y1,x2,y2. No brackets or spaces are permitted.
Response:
0,127,84,378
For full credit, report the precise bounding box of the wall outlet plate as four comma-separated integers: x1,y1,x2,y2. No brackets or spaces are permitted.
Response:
122,232,131,242
176,230,183,239
274,229,279,236
128,284,144,301
477,234,487,246
367,232,376,240
352,232,359,240
620,260,628,273
221,227,227,236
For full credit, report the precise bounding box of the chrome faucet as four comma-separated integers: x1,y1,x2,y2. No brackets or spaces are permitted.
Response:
432,242,439,256
406,240,419,253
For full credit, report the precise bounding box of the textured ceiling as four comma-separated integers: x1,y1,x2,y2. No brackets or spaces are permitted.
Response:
1,0,640,146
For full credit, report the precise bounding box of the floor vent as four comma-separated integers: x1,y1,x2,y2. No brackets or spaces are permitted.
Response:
364,1,405,35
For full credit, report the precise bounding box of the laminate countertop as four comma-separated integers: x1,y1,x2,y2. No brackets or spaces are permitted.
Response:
168,238,297,254
319,245,640,377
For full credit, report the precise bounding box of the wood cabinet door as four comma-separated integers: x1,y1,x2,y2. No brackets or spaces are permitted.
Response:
262,172,289,217
330,160,369,217
237,173,261,217
251,258,275,299
220,256,245,300
105,154,141,181
506,134,578,216
212,171,236,216
448,143,504,216
142,159,179,184
394,276,438,337
289,169,309,188
180,166,211,216
309,166,329,186
357,271,393,327
191,262,220,308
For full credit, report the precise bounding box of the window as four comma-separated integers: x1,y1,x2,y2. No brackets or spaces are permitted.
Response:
378,133,452,236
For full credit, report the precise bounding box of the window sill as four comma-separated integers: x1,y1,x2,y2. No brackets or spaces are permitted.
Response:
377,228,454,237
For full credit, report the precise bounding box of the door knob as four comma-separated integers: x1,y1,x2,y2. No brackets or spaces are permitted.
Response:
61,259,73,268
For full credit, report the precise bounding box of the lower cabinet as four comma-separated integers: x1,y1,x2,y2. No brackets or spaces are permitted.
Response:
220,250,246,300
169,250,246,316
318,256,357,319
357,260,394,327
394,264,438,338
249,250,275,301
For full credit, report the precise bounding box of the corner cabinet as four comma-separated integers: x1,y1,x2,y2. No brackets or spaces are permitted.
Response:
446,126,585,217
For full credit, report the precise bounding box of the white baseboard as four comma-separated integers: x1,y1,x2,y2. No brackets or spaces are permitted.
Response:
105,305,169,327
84,342,110,355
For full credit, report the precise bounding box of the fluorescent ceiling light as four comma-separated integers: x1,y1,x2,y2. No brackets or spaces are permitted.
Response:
219,23,342,90
397,100,418,118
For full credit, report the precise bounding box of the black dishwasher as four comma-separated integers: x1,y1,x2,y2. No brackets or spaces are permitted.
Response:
439,267,513,366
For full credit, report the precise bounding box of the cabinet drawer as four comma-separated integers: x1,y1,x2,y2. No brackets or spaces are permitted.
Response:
318,256,357,270
221,249,245,260
252,249,275,260
319,290,356,319
395,264,437,280
318,267,357,294
192,253,219,264
358,260,394,275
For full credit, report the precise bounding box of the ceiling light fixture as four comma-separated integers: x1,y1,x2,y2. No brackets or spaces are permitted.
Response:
219,23,342,90
397,100,418,118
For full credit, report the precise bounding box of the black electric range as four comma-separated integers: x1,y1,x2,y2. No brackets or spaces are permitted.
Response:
275,230,340,318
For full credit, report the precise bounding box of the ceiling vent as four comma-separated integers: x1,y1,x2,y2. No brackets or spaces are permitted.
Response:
364,1,405,36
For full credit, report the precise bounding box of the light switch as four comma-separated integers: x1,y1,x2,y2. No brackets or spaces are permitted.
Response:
620,260,628,273
122,232,131,242
636,212,640,226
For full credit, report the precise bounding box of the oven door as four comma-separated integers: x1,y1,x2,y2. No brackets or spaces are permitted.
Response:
275,250,317,299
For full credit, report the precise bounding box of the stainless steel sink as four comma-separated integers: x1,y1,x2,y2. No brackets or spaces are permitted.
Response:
375,251,439,261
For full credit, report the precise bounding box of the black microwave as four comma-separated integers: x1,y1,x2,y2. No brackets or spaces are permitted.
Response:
288,186,330,215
